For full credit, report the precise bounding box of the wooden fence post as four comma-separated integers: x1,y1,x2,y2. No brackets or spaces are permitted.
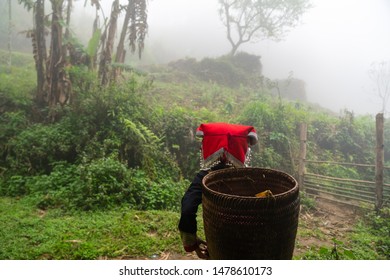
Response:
375,113,384,211
298,123,307,191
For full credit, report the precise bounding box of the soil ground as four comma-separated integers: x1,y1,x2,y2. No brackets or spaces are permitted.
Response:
293,196,364,258
128,196,365,260
173,196,362,260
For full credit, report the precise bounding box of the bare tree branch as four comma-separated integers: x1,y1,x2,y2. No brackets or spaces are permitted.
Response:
219,0,311,55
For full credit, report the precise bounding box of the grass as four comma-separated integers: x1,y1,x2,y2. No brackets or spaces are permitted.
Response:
0,187,388,260
0,196,388,260
0,50,36,108
295,212,389,260
0,197,185,260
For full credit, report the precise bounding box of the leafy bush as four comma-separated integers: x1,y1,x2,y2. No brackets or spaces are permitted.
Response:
3,158,187,211
0,54,35,108
168,52,263,88
75,157,133,210
230,52,262,75
6,123,77,175
168,57,199,74
157,106,203,179
127,169,188,211
236,100,308,173
27,162,83,209
3,175,28,196
0,111,29,168
198,57,245,87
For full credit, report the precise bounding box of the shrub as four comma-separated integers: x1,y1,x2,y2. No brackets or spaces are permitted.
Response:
167,52,263,88
75,157,133,210
4,158,187,212
24,158,133,210
6,123,77,175
127,169,188,211
231,52,262,75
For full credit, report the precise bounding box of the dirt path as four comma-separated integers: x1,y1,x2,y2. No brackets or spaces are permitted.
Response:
136,197,363,260
293,197,363,257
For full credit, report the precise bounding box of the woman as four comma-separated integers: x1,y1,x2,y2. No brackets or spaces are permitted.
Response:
178,122,258,259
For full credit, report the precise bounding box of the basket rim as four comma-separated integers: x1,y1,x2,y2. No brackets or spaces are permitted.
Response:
202,167,298,200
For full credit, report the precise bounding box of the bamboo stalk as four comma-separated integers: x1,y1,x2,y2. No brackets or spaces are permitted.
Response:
305,172,375,184
304,184,375,203
304,180,376,198
304,191,374,209
305,160,376,168
306,176,375,190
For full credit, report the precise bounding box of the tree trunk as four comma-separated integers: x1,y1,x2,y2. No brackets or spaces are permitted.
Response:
111,0,133,82
116,1,132,64
65,0,72,39
64,0,72,57
7,0,12,73
98,0,120,86
91,8,100,70
229,43,240,56
35,0,47,106
48,0,65,109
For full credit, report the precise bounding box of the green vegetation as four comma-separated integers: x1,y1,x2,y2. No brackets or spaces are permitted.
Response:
0,196,388,260
0,197,184,259
297,207,390,260
0,50,389,259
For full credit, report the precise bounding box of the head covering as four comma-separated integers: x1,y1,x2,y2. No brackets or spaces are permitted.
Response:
196,122,258,169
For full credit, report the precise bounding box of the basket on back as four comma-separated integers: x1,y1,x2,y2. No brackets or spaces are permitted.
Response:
202,167,300,259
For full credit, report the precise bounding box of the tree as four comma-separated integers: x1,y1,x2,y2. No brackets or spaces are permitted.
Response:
98,0,120,86
116,0,148,63
18,0,48,106
369,60,390,116
85,0,103,70
47,0,71,109
98,0,148,85
218,0,311,55
18,0,149,94
7,0,12,73
17,0,71,112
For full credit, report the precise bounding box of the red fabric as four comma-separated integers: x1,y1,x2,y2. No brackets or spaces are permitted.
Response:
196,123,257,167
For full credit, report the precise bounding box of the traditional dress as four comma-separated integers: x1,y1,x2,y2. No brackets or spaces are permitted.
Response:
178,123,258,253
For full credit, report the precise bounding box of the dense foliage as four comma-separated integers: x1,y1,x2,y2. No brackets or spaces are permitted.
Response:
0,52,187,211
1,50,389,213
1,49,389,261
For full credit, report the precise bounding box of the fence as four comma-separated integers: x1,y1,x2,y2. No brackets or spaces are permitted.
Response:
298,114,389,210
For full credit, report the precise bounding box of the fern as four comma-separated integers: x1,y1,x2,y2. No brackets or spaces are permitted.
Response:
122,119,146,143
137,122,163,148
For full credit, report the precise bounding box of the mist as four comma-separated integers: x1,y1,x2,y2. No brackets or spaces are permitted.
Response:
5,0,390,116
144,0,390,116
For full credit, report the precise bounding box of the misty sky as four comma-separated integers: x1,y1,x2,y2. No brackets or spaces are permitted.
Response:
143,0,390,116
58,0,390,116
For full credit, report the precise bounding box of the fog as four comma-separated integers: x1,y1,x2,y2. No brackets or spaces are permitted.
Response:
144,0,390,116
7,0,390,116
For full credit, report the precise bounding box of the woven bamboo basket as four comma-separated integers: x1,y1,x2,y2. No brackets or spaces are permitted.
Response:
202,167,300,260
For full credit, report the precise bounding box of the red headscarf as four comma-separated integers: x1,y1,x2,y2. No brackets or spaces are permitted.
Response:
196,123,258,168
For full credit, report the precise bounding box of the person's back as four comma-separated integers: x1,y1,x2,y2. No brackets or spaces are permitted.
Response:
178,122,258,259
